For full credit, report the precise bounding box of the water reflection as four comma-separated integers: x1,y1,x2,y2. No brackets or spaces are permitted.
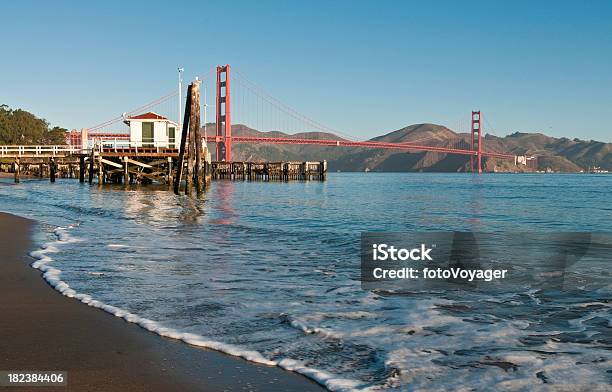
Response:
208,181,236,226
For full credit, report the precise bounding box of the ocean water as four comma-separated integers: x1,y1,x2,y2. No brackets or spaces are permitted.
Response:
0,173,610,391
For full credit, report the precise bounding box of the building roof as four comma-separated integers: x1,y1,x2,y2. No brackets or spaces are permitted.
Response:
127,112,168,120
123,111,177,127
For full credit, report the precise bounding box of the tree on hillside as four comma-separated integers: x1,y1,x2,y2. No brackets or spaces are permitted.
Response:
0,104,67,145
44,126,70,145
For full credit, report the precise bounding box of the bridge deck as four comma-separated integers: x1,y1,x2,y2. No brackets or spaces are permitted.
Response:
0,137,516,160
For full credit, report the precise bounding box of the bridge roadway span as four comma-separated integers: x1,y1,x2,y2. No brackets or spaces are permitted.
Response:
0,137,516,160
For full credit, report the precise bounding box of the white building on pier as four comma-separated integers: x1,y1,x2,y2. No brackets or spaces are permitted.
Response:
124,112,179,148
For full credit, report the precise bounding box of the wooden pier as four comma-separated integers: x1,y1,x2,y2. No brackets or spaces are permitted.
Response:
1,144,326,185
211,161,326,181
0,150,80,183
1,152,326,183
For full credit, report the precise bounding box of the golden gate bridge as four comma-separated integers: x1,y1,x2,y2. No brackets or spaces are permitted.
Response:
72,64,522,174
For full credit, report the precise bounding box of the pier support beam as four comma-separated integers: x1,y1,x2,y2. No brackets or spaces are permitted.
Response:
174,84,193,195
167,157,173,188
192,81,203,194
14,158,20,183
98,156,104,185
79,156,85,183
49,158,56,183
88,152,95,184
185,83,197,195
123,157,129,185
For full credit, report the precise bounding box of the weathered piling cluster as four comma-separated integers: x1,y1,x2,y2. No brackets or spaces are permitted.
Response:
173,79,211,195
211,161,327,181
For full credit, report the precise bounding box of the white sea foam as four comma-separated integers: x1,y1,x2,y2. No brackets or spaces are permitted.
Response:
28,225,365,392
278,359,367,392
288,316,346,340
107,244,129,248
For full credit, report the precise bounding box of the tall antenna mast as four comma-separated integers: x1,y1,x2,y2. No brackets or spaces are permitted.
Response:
178,67,184,129
203,86,208,148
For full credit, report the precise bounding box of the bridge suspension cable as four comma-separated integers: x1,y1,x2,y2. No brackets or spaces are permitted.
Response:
232,69,358,141
230,69,475,153
87,68,218,133
87,90,178,132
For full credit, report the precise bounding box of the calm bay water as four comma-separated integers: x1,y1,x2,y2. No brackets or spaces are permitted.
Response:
1,173,610,391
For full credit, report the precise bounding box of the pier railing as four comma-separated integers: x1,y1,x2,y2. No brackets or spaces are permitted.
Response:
95,138,178,152
0,139,180,158
0,145,82,157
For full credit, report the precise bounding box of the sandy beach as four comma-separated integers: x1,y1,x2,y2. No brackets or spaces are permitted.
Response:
0,212,323,391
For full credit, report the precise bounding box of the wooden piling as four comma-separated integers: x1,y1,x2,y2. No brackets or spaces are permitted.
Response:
79,156,85,183
14,158,20,183
49,158,56,183
191,81,204,194
320,160,326,180
97,156,103,184
88,152,95,184
173,84,193,195
123,156,129,185
185,84,198,195
167,157,173,187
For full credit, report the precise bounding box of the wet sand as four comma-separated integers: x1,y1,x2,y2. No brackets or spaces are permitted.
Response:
0,212,324,391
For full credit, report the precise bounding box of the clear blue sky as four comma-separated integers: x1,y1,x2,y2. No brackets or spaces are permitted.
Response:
1,0,611,141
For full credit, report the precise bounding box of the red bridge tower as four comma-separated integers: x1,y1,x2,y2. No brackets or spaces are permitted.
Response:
216,64,232,161
471,111,482,173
